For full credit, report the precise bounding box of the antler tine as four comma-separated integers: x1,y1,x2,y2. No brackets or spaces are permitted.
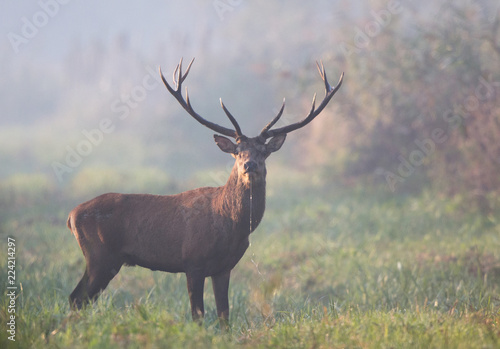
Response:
260,98,286,135
220,99,243,137
180,57,195,85
159,58,239,138
176,58,183,86
171,57,195,88
260,63,344,139
159,66,175,95
172,59,180,87
309,93,317,115
316,60,331,93
185,87,193,109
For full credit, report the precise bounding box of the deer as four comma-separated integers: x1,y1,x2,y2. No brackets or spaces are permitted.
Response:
67,58,343,323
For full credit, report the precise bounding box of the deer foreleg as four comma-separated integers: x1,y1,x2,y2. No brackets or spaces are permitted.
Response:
212,271,230,321
186,270,205,322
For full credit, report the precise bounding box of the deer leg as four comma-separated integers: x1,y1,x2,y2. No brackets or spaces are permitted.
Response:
186,270,205,322
84,254,122,302
212,270,230,331
71,251,122,309
69,269,90,309
212,270,230,321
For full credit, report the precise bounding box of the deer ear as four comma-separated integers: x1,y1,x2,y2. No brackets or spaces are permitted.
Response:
214,135,237,154
266,134,286,153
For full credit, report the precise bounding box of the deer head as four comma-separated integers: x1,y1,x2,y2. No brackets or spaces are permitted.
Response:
159,58,344,186
212,134,285,185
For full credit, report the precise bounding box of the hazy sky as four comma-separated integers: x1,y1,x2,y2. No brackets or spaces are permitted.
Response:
2,2,217,60
1,0,498,181
0,1,347,127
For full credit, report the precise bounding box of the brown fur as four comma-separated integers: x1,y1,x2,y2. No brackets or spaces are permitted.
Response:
68,136,282,321
68,59,342,322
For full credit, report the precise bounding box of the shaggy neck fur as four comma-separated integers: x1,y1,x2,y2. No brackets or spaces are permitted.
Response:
217,164,266,234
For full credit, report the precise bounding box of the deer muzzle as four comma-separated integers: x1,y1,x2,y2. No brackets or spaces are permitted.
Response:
243,161,258,174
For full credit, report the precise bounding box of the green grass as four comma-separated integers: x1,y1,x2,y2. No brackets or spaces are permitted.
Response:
1,170,499,348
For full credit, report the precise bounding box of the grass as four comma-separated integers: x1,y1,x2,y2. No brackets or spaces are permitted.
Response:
0,169,499,348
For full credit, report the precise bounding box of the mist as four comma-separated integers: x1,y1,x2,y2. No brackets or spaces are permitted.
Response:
1,0,499,208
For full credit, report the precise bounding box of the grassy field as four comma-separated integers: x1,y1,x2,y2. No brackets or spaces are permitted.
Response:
1,169,499,348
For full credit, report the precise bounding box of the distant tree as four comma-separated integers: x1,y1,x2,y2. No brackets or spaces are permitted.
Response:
301,0,500,211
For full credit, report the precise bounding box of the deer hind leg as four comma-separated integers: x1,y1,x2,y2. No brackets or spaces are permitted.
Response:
186,270,205,322
69,269,90,309
69,251,123,309
86,259,122,303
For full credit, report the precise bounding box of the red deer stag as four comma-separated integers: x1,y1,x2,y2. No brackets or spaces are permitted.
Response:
68,58,343,322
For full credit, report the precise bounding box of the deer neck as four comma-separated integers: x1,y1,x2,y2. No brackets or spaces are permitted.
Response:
218,164,266,234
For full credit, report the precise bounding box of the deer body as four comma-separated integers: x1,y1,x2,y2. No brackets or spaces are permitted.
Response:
69,164,265,272
68,58,343,322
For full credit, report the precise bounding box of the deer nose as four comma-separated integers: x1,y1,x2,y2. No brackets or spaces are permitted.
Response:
244,161,258,173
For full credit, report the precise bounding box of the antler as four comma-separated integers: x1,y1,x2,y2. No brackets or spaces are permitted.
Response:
159,57,242,138
260,62,344,139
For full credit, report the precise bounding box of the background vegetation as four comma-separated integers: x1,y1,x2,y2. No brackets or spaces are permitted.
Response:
1,0,499,347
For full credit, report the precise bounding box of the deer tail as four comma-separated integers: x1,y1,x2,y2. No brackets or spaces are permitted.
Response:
67,214,73,231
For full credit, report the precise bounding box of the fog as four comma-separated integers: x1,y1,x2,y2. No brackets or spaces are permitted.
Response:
1,0,499,206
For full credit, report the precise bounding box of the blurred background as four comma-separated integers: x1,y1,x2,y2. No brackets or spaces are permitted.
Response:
2,3,500,345
1,0,499,212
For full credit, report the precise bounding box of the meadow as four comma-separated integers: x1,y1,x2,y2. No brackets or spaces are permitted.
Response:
0,168,499,348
